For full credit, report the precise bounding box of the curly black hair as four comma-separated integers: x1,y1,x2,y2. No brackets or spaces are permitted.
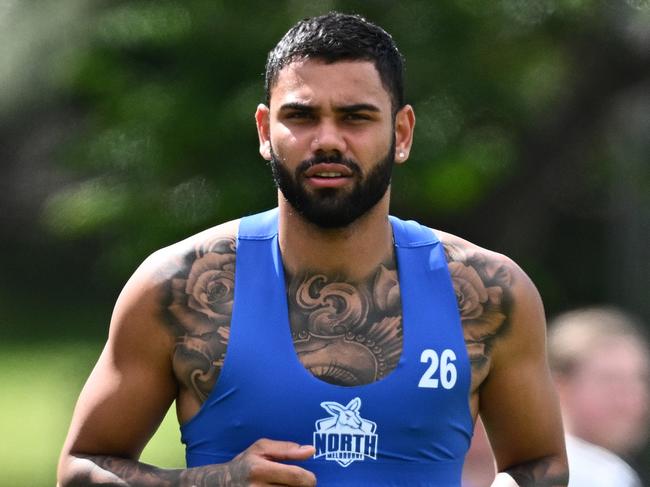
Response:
264,12,405,113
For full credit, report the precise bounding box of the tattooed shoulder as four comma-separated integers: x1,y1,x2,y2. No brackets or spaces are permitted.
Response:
159,226,238,406
440,233,517,389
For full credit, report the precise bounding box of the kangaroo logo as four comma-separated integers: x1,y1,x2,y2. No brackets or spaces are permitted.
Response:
313,397,378,467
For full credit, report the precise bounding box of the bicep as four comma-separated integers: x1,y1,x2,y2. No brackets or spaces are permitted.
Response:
62,270,177,460
479,272,565,471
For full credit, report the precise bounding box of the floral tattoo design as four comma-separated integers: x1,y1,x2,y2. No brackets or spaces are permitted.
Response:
166,236,236,403
444,242,512,382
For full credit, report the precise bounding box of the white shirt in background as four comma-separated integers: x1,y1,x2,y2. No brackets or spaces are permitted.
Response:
566,435,642,487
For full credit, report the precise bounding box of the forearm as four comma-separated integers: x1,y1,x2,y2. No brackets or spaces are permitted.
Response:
58,454,230,487
496,455,569,487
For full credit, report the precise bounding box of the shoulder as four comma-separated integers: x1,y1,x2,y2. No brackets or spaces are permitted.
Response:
432,229,546,374
109,219,240,336
435,229,525,286
141,218,240,284
435,229,542,331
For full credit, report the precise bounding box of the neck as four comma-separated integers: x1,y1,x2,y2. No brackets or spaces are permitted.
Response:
278,191,394,282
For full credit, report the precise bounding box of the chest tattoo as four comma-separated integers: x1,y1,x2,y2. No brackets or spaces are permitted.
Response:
163,234,513,404
286,261,403,386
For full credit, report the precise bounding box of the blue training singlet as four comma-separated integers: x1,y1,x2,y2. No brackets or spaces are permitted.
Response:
180,208,473,486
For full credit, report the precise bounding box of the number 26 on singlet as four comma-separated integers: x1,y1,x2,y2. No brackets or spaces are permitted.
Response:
418,349,457,389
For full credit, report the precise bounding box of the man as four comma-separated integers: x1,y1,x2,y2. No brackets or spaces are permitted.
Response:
548,306,649,487
57,12,568,486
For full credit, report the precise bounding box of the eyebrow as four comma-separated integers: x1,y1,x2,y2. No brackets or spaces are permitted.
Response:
278,102,381,113
278,102,316,113
336,103,381,114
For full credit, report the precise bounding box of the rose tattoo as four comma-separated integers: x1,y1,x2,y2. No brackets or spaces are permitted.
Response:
166,237,236,402
444,242,512,378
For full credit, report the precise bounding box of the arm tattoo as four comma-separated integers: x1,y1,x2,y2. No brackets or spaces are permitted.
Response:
78,455,178,486
443,242,512,384
444,243,569,486
286,259,402,386
505,456,570,487
70,454,238,486
164,236,236,404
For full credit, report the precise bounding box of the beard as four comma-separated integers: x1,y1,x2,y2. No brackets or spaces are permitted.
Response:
269,137,396,229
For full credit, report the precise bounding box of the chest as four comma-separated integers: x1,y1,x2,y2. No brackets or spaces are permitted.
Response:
179,233,475,475
285,268,404,386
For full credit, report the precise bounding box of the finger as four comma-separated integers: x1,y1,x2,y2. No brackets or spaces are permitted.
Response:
249,459,316,486
251,439,316,461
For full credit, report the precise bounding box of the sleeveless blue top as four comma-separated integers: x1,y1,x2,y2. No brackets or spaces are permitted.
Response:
181,208,473,486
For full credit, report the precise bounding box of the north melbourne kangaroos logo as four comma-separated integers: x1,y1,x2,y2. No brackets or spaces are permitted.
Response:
313,397,378,467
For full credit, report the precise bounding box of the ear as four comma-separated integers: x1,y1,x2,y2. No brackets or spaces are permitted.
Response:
347,397,361,412
394,104,415,164
255,103,272,161
321,402,345,417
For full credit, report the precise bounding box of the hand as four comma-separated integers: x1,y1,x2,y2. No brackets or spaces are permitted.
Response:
185,439,317,486
226,439,317,486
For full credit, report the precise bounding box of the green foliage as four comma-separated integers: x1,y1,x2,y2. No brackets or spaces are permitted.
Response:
17,0,641,315
50,0,560,265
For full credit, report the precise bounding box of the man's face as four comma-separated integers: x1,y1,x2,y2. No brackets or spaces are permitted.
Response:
562,337,650,455
258,59,401,228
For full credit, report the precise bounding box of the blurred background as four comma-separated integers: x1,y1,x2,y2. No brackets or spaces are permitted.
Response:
1,0,648,485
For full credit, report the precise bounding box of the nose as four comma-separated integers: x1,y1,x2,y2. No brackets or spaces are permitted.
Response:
311,119,347,155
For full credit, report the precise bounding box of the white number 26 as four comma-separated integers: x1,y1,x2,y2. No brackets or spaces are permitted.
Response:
418,348,457,389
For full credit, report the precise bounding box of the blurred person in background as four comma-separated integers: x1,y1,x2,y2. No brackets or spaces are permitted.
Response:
548,306,650,487
462,305,649,487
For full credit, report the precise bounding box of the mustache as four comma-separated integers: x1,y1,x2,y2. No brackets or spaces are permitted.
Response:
296,153,361,175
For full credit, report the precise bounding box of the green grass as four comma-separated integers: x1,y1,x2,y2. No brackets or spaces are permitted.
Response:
0,342,185,486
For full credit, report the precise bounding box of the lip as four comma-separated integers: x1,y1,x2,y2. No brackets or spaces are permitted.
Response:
303,163,354,189
304,163,353,178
